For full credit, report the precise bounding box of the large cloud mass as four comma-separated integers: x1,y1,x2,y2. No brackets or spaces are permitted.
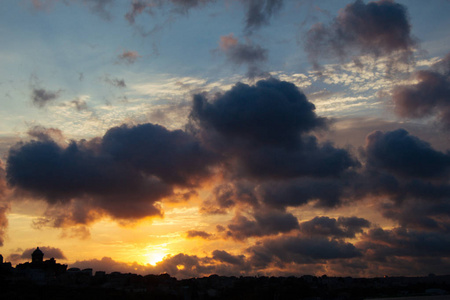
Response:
190,78,357,180
7,123,218,223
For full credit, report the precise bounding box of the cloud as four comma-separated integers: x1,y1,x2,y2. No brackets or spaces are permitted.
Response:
72,251,246,278
117,50,141,64
305,0,416,70
101,123,218,186
71,256,153,274
299,216,371,239
6,123,218,225
392,53,450,127
358,227,450,261
71,98,89,111
104,76,127,88
247,234,361,268
186,230,213,239
212,250,245,265
381,200,450,232
215,126,450,214
363,129,450,178
81,0,115,20
125,0,214,25
0,162,9,247
242,0,283,31
71,253,215,278
200,182,257,214
31,88,61,108
27,125,65,144
0,204,8,247
20,246,66,260
218,34,268,78
190,79,357,180
191,78,325,147
256,177,350,208
226,210,299,240
125,1,148,24
233,138,358,180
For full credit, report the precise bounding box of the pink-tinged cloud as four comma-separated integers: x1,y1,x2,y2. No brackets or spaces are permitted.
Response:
117,50,141,64
218,34,268,78
219,33,238,50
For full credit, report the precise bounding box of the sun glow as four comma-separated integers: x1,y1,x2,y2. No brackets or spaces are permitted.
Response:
146,252,168,266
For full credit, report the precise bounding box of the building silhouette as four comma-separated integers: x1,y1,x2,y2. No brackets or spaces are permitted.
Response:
31,247,44,263
0,253,13,274
16,247,67,283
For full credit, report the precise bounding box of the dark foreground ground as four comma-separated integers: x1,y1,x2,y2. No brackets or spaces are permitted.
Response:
1,271,449,300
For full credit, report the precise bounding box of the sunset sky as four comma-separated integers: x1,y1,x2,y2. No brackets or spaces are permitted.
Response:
1,0,450,278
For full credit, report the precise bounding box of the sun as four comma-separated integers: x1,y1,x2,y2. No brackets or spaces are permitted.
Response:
146,252,168,266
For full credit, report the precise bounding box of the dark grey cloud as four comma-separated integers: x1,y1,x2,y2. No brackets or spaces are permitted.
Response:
186,230,213,239
234,138,358,180
219,34,268,78
7,123,218,224
201,182,257,214
381,200,450,232
248,234,361,268
242,0,283,31
101,123,218,186
31,88,61,108
216,126,450,213
358,227,450,261
310,128,450,216
190,79,357,180
189,78,358,215
104,76,126,88
191,78,323,147
212,250,245,265
203,175,353,214
226,210,299,240
256,177,347,208
300,216,370,239
393,53,450,127
305,0,416,69
363,129,450,178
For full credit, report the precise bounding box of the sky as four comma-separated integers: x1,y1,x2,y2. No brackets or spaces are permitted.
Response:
0,0,450,279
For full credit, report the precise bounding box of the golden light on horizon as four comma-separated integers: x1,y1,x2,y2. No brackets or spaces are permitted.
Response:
146,251,168,266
